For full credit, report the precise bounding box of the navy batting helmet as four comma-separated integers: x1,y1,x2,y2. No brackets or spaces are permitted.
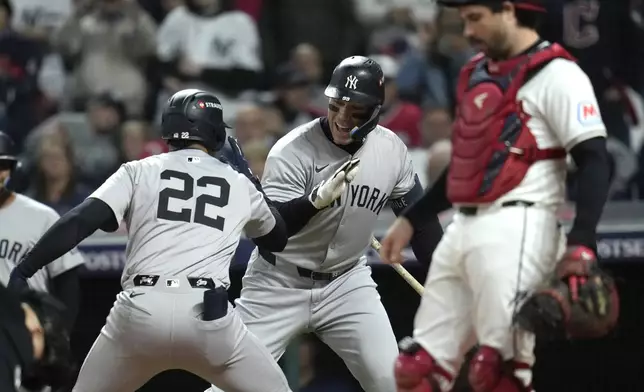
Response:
324,56,385,141
161,89,231,152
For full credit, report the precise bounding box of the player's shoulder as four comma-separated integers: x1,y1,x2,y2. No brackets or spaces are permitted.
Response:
268,118,321,158
536,57,589,85
12,194,61,219
162,4,191,23
219,10,256,26
369,124,409,152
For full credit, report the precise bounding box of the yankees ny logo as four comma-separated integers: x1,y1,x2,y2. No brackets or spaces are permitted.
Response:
345,75,358,89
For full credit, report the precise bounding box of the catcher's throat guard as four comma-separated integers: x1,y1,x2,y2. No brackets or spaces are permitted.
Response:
515,260,619,340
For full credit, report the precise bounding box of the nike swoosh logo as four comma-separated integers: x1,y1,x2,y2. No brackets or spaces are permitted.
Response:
130,292,145,298
315,164,329,173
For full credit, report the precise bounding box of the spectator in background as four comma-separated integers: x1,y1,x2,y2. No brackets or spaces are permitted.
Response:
137,0,184,24
233,103,272,146
9,0,73,108
240,139,269,179
28,137,91,215
271,64,322,131
257,0,361,81
119,120,169,160
0,0,44,149
290,43,328,113
370,54,422,147
156,0,262,116
420,106,452,147
55,0,157,117
397,6,475,108
425,138,451,186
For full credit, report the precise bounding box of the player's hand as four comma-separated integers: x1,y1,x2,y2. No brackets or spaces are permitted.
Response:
7,268,29,293
309,158,360,209
222,137,264,194
380,217,414,264
555,245,596,304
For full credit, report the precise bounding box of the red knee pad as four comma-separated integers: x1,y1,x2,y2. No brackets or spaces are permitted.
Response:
468,346,531,392
394,337,451,392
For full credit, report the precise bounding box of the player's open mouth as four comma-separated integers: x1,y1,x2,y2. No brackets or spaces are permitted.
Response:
335,123,353,134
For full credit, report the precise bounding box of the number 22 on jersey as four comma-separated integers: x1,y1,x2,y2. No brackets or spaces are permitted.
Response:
156,169,230,230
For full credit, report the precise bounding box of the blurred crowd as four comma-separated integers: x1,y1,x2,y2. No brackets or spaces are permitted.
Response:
2,0,644,219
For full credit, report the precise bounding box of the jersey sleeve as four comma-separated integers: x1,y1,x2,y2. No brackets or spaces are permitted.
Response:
390,140,417,199
88,163,135,224
541,59,607,150
243,177,276,238
262,145,309,203
39,209,85,278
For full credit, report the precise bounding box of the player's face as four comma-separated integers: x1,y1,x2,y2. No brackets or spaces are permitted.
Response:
328,99,370,145
459,5,513,60
0,161,12,189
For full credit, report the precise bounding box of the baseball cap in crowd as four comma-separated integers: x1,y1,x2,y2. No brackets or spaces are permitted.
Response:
368,54,400,82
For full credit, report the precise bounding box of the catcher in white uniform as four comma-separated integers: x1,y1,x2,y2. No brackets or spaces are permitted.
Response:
380,1,619,392
207,56,444,392
7,90,292,392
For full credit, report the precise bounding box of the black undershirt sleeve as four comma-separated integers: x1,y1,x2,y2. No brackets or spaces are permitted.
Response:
271,197,319,237
402,168,452,228
249,205,289,252
566,137,610,251
16,198,116,279
390,176,443,265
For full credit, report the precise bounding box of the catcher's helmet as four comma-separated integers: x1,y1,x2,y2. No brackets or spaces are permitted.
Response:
324,56,385,141
161,89,231,152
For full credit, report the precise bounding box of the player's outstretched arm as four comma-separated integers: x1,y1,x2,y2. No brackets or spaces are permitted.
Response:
7,198,118,292
389,175,443,265
380,168,452,265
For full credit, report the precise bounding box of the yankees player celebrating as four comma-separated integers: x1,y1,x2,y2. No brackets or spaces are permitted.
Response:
0,131,85,332
207,56,443,392
379,1,619,392
7,89,293,392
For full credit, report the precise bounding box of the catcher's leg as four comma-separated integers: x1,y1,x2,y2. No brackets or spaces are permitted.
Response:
463,205,564,392
397,220,477,392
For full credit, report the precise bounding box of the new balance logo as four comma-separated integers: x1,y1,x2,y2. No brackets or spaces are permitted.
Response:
345,75,358,89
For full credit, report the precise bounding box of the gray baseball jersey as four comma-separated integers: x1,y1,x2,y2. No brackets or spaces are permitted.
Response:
74,148,291,392
261,119,415,271
0,194,85,292
89,149,276,289
207,119,417,392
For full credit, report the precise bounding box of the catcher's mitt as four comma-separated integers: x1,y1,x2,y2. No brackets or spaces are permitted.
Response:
19,290,76,390
514,252,619,340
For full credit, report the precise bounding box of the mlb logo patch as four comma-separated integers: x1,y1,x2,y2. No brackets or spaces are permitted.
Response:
166,279,180,288
577,101,602,125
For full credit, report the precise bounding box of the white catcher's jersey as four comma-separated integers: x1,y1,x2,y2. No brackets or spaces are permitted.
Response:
89,149,276,289
495,56,607,206
260,119,416,272
0,194,85,292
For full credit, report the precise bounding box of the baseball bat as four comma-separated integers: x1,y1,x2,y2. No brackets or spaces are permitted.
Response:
370,236,425,295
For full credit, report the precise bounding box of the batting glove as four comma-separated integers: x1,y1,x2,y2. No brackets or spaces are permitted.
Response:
309,158,360,209
556,245,596,303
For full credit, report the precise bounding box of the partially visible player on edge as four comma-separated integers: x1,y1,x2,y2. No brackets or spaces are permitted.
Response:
7,89,293,392
206,55,444,392
379,1,616,391
0,130,85,334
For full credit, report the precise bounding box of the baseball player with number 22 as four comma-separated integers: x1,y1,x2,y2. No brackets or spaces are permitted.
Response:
380,1,619,392
7,89,294,392
206,56,444,392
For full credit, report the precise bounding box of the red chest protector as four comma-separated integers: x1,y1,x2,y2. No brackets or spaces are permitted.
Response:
447,42,574,204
